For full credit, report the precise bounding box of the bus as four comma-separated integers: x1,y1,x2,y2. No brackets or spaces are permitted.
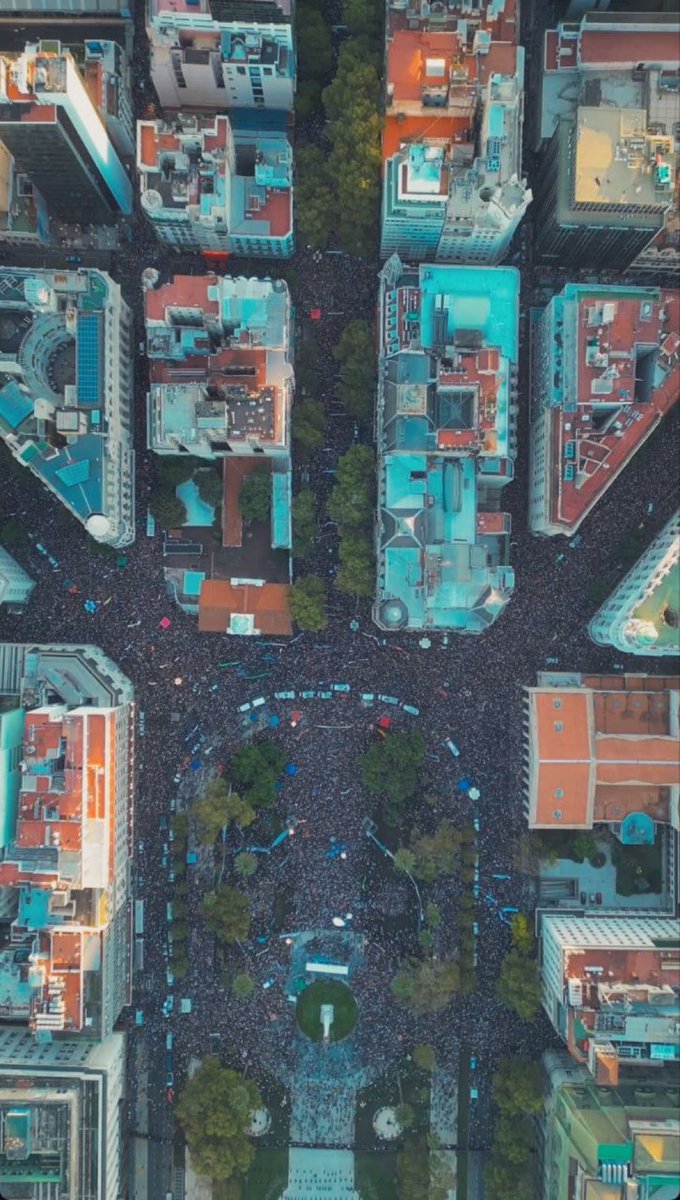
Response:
134,900,145,937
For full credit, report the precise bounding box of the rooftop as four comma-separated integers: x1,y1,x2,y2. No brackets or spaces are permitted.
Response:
198,578,292,635
387,0,518,42
525,672,680,830
574,106,675,212
535,284,680,534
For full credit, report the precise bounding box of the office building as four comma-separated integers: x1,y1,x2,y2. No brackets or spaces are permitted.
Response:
0,144,50,247
523,670,680,834
138,113,293,257
0,548,35,610
386,0,518,40
146,0,295,112
381,24,530,263
0,267,135,548
540,913,680,1084
0,642,134,1041
528,283,680,537
82,38,135,159
0,1028,127,1200
535,11,680,272
0,42,132,225
589,511,680,657
541,1050,680,1200
374,254,519,633
145,273,293,631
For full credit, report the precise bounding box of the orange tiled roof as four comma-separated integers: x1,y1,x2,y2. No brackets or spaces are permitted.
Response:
198,579,292,636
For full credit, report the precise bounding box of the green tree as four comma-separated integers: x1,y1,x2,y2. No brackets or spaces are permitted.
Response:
0,518,24,547
393,847,416,874
486,1158,532,1200
232,972,255,999
238,467,271,523
412,1043,436,1071
149,488,187,529
289,575,328,631
156,456,203,488
292,398,325,458
410,821,461,883
175,1057,261,1182
195,468,223,507
391,958,459,1016
194,780,254,844
396,1135,453,1200
173,955,189,981
235,852,258,879
395,1102,415,1131
335,532,375,598
496,951,542,1021
328,445,375,532
495,1113,535,1165
173,921,189,942
297,2,333,82
296,329,321,394
333,319,376,422
231,741,286,809
296,146,335,249
201,886,251,944
510,912,535,957
343,0,382,39
292,488,317,559
492,1058,544,1116
361,730,425,825
322,42,382,256
425,903,441,930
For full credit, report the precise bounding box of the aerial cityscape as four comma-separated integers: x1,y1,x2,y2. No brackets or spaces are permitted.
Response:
0,1,678,1200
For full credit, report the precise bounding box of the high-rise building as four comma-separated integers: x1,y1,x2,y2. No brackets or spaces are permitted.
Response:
0,42,132,225
145,274,293,631
541,1050,680,1200
146,0,295,112
138,113,293,257
374,254,519,633
82,38,135,159
535,11,680,272
380,24,530,263
589,511,680,657
528,283,680,537
0,144,50,247
0,1028,127,1200
540,913,680,1084
523,670,680,834
0,642,134,1041
0,267,135,547
0,548,35,610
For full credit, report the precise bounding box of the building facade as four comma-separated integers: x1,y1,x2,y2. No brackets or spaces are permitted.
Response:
374,254,519,633
138,113,293,256
0,643,134,1042
83,38,135,159
589,511,680,657
0,268,135,547
540,914,680,1084
528,283,680,537
380,23,530,263
146,0,295,112
0,42,133,225
0,548,35,610
0,144,50,247
535,11,680,273
541,1049,680,1200
0,1027,127,1200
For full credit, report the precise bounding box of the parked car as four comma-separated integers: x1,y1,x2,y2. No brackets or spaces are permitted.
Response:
444,739,460,758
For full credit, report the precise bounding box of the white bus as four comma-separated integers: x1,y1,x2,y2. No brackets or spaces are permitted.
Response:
134,900,144,937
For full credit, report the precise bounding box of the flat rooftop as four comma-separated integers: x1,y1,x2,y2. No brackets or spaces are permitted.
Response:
574,106,675,211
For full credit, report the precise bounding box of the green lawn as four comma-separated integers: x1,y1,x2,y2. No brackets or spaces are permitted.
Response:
296,979,358,1042
355,1152,397,1200
243,1149,288,1200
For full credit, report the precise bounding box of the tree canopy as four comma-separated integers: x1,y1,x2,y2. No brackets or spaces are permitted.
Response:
175,1057,261,1182
292,398,325,458
335,533,375,598
361,730,425,824
496,950,542,1021
328,445,375,532
201,886,252,944
391,957,459,1016
333,319,376,422
231,740,286,808
149,488,186,530
289,575,328,631
238,467,271,523
292,488,317,560
194,780,255,844
195,467,223,508
492,1057,544,1116
409,821,461,883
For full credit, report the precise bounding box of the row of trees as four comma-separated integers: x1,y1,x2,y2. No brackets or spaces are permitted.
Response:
176,1057,262,1184
495,913,542,1020
486,1057,543,1200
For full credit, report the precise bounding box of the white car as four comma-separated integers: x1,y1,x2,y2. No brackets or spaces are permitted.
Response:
444,739,460,758
173,773,181,784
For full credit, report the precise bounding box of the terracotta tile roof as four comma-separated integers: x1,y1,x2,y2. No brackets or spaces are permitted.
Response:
198,579,292,636
580,29,678,67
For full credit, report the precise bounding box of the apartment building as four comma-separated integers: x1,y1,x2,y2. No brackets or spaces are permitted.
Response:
0,549,35,610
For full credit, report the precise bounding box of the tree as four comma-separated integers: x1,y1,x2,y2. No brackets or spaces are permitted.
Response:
335,532,375,597
194,780,254,844
195,468,223,508
410,821,461,883
322,42,382,257
238,467,271,523
289,575,328,631
361,731,425,824
425,903,441,930
296,329,321,393
492,1058,544,1116
292,488,317,559
231,741,286,809
496,951,541,1021
173,921,189,942
391,958,459,1016
0,518,24,547
328,446,375,532
333,319,376,422
292,398,325,457
232,972,255,999
297,2,333,83
175,1057,261,1182
395,1102,415,1131
396,1136,453,1200
393,847,416,874
495,1113,535,1166
412,1043,436,1071
149,488,186,529
296,146,335,249
486,1158,532,1200
235,852,258,879
201,886,251,944
156,456,203,488
343,0,383,40
510,913,535,957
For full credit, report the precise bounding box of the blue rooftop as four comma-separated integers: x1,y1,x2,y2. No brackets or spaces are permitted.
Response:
76,311,103,406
